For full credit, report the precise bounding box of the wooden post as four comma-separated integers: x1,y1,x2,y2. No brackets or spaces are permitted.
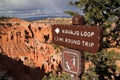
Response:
72,15,85,25
72,15,85,80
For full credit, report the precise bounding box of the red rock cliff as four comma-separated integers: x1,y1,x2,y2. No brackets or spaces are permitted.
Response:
0,18,61,74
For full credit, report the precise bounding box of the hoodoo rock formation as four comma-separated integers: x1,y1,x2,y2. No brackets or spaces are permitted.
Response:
0,18,62,79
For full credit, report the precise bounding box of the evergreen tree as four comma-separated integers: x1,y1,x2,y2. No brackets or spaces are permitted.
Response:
66,0,120,26
65,0,120,79
65,0,120,48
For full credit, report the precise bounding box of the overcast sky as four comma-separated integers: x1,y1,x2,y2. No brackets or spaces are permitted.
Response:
0,0,82,18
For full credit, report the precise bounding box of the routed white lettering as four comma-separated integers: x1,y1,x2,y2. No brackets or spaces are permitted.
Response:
62,29,79,36
62,29,95,38
54,37,59,41
65,38,81,45
82,41,94,47
54,37,64,42
59,37,64,42
80,31,94,37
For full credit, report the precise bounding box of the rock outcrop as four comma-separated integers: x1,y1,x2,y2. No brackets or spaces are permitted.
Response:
0,53,47,80
0,18,61,75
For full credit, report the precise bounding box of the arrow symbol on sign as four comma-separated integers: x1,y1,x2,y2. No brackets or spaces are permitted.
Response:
55,28,60,34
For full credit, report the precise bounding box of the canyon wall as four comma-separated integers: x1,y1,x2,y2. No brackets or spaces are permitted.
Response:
0,18,61,73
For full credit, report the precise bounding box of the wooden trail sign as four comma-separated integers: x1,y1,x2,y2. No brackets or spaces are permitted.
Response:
62,48,84,75
52,25,103,53
52,15,103,80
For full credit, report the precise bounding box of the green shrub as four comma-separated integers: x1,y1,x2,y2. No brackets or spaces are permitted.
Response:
83,50,120,80
0,16,12,21
42,72,70,80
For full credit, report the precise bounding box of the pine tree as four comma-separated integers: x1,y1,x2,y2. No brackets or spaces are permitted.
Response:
65,0,120,79
66,0,120,26
65,0,120,48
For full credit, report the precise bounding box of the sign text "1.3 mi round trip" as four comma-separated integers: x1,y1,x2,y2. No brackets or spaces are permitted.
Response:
52,25,103,53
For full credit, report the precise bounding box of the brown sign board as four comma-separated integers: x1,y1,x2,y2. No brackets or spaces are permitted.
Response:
52,25,103,53
62,48,84,75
